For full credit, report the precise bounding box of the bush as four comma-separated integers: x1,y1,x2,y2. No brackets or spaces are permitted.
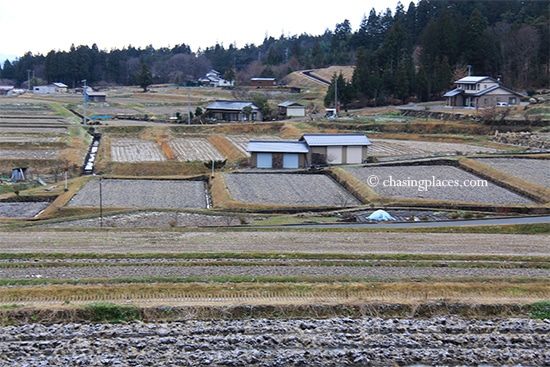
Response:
530,300,550,319
84,302,141,323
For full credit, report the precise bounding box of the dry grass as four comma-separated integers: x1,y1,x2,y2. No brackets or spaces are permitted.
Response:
328,167,379,203
0,281,547,308
157,136,177,160
207,134,246,162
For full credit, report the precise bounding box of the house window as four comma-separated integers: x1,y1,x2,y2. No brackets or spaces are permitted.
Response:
509,97,516,105
477,84,480,90
483,84,487,89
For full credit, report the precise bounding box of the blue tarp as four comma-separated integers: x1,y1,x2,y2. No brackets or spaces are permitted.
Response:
366,209,396,221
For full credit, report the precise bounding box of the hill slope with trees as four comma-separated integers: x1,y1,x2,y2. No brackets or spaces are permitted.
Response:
1,0,547,108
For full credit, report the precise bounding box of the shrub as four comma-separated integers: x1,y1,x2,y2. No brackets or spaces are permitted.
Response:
530,300,550,319
84,302,141,323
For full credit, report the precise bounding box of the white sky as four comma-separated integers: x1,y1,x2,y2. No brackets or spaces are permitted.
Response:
0,0,401,61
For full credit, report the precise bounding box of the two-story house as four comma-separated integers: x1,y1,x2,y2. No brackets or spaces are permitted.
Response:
444,76,522,109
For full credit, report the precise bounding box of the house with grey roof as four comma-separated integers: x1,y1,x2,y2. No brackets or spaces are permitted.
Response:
205,100,262,122
247,133,372,168
199,70,234,88
444,76,522,109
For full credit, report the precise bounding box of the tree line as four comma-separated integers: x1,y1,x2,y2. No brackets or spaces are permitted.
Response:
1,0,547,108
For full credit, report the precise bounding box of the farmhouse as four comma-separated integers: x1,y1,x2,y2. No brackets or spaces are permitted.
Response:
278,101,306,118
300,133,372,165
33,82,68,94
199,70,234,88
444,76,522,109
247,141,309,169
205,100,262,122
247,133,372,168
251,77,277,88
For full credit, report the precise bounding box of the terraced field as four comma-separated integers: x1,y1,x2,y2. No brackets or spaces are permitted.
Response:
345,165,535,204
474,157,549,187
369,138,502,157
109,137,166,162
169,137,224,161
223,172,361,206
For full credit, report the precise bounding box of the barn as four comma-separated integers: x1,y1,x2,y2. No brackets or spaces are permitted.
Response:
33,82,68,94
247,141,309,169
299,133,371,166
251,78,277,88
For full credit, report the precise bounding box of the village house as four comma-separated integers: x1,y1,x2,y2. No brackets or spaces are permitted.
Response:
444,76,523,109
198,70,234,88
33,82,68,94
205,100,262,122
247,133,372,169
277,101,306,118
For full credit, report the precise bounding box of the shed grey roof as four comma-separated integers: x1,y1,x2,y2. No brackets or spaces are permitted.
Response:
300,133,371,146
278,101,304,107
247,140,309,153
205,100,259,111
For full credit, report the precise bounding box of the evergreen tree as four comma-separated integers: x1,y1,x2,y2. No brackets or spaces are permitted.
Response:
137,62,153,92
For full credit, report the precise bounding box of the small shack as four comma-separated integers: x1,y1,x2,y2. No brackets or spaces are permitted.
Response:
87,92,107,102
278,101,306,118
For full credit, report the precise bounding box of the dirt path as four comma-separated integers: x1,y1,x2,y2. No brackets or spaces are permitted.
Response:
2,230,549,256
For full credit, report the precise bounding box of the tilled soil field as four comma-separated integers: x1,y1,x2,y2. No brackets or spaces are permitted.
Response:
66,179,208,209
223,173,362,206
1,317,548,366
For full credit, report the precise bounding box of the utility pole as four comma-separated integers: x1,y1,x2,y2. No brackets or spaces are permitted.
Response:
187,87,191,125
27,70,32,91
82,79,87,125
334,78,338,117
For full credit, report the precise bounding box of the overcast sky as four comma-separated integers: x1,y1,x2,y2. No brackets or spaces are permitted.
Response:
1,0,401,61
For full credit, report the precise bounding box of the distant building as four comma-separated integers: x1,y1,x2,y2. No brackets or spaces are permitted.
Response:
0,85,14,96
251,77,277,88
444,76,522,109
247,133,372,168
33,82,68,94
205,100,262,122
198,70,234,88
278,101,306,118
87,91,107,102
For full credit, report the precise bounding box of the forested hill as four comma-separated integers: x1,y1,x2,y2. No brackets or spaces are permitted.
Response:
1,0,547,106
